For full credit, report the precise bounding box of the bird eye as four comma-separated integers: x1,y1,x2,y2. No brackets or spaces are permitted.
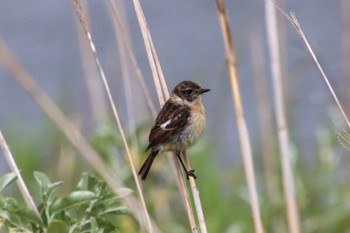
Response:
183,89,193,94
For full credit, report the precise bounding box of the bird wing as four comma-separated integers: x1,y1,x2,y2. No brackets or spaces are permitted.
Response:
146,100,190,151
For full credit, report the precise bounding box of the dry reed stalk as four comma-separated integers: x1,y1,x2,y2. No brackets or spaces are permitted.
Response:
132,0,208,232
108,0,157,118
0,130,42,220
0,41,159,233
72,0,154,232
265,1,301,232
250,31,277,198
215,1,265,233
173,156,198,233
132,0,168,103
274,3,350,130
76,0,108,123
106,0,140,152
183,151,207,233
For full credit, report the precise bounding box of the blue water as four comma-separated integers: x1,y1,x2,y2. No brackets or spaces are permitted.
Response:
0,0,345,172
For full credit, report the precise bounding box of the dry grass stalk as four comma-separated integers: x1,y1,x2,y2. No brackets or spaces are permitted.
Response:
265,1,301,232
250,31,278,198
215,1,265,233
273,2,350,130
72,0,154,232
183,151,207,233
0,41,158,232
0,130,42,220
106,0,147,151
106,0,141,151
132,0,208,232
132,0,168,103
173,156,198,233
107,0,157,118
76,0,108,123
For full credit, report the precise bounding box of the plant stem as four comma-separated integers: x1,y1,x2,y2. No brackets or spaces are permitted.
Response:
215,1,265,232
0,131,42,220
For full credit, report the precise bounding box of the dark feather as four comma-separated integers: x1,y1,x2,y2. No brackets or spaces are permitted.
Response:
138,150,159,180
146,100,190,151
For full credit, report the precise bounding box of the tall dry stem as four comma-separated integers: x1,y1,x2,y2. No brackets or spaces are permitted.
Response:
75,0,108,123
132,0,207,232
250,31,277,198
107,0,157,118
107,0,139,150
72,0,153,232
215,1,265,233
0,130,41,220
274,3,350,130
265,1,301,232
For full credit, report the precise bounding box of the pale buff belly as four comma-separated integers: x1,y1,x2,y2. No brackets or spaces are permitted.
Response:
165,110,206,151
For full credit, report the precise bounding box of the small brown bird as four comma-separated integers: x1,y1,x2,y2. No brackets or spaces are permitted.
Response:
139,80,210,180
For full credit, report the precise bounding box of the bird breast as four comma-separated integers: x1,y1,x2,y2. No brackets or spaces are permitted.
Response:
172,102,206,151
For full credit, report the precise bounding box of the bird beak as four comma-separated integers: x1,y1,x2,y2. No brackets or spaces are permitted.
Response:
199,88,211,94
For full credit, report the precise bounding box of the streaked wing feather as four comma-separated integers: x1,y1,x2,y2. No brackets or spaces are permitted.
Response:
146,100,190,150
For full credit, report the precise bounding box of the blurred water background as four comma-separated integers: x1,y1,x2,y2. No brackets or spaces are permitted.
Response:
0,0,346,176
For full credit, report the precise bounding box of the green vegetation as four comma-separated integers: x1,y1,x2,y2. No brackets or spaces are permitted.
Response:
0,171,130,233
1,123,349,233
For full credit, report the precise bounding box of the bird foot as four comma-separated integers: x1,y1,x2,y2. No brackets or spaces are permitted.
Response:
186,170,197,180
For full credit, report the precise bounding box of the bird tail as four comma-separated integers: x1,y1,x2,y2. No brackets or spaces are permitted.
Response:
138,150,158,180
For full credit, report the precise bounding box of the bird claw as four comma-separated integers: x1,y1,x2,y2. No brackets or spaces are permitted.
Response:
186,170,197,180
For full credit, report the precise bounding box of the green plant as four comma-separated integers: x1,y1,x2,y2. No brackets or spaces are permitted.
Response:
0,172,131,233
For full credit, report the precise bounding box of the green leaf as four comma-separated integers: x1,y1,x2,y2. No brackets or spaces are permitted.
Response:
90,217,99,233
51,191,96,215
0,172,17,192
113,187,133,199
0,197,44,227
48,219,69,233
98,205,129,216
34,172,63,205
14,208,44,227
76,173,95,191
34,171,51,191
0,209,34,232
46,181,64,201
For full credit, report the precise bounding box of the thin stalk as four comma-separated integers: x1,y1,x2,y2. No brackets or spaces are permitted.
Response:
131,0,207,232
107,0,140,152
0,130,41,220
174,155,198,233
107,0,157,118
0,40,158,233
265,1,301,232
132,0,167,103
183,151,207,233
274,2,350,130
76,0,107,123
72,0,153,232
215,1,265,233
250,31,277,198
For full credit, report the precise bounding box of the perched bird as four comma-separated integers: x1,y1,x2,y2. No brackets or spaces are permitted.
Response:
139,80,210,180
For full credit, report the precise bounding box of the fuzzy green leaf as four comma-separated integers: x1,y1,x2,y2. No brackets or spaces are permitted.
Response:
98,205,129,216
47,219,69,233
90,217,99,233
34,171,51,190
113,187,133,199
51,191,96,215
0,172,17,192
0,197,44,227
